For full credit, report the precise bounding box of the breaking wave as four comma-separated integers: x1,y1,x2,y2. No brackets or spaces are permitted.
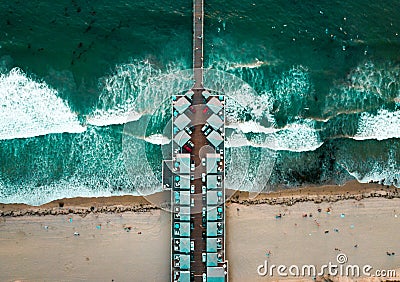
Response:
337,140,399,188
0,68,86,140
354,109,400,140
87,60,193,127
227,119,322,152
2,58,400,205
324,61,400,118
0,126,138,206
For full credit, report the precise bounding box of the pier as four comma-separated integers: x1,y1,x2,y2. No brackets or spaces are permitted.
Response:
193,0,204,90
163,0,228,281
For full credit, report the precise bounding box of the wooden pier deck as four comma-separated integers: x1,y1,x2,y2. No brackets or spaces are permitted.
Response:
169,0,227,281
193,0,204,90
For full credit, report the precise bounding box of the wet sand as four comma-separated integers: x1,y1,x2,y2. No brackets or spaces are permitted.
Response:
0,183,399,281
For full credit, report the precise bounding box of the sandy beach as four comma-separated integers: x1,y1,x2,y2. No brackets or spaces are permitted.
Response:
0,182,399,281
227,198,400,281
0,210,170,281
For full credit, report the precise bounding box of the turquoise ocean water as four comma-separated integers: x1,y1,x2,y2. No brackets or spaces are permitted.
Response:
0,1,399,205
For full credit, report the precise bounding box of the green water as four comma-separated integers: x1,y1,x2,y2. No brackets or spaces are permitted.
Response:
0,0,399,204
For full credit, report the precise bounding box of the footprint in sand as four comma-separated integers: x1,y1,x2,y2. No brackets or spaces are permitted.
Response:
64,261,75,272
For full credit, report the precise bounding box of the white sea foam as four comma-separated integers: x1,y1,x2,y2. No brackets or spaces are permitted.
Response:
340,147,400,189
0,68,86,140
346,169,400,189
88,60,192,127
122,133,163,196
225,59,273,70
87,61,157,127
144,134,171,145
0,127,143,205
265,120,323,152
354,109,400,140
0,178,140,206
225,146,276,193
225,132,249,148
324,61,400,117
226,120,278,134
87,110,142,126
221,64,313,124
225,87,275,125
226,119,323,152
131,117,322,152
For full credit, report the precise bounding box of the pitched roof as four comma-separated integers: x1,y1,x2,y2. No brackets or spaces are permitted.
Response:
179,238,190,253
202,90,211,99
206,130,223,147
206,238,218,252
174,113,190,130
174,131,190,147
206,153,220,174
207,114,223,130
176,153,191,174
207,97,223,114
174,96,191,114
207,175,218,189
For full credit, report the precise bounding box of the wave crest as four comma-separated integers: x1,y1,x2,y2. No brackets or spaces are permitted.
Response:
0,68,85,140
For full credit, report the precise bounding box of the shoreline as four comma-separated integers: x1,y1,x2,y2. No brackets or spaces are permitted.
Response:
1,180,398,217
230,180,400,205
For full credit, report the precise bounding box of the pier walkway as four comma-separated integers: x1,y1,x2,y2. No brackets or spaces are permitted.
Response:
193,0,204,90
165,0,228,281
